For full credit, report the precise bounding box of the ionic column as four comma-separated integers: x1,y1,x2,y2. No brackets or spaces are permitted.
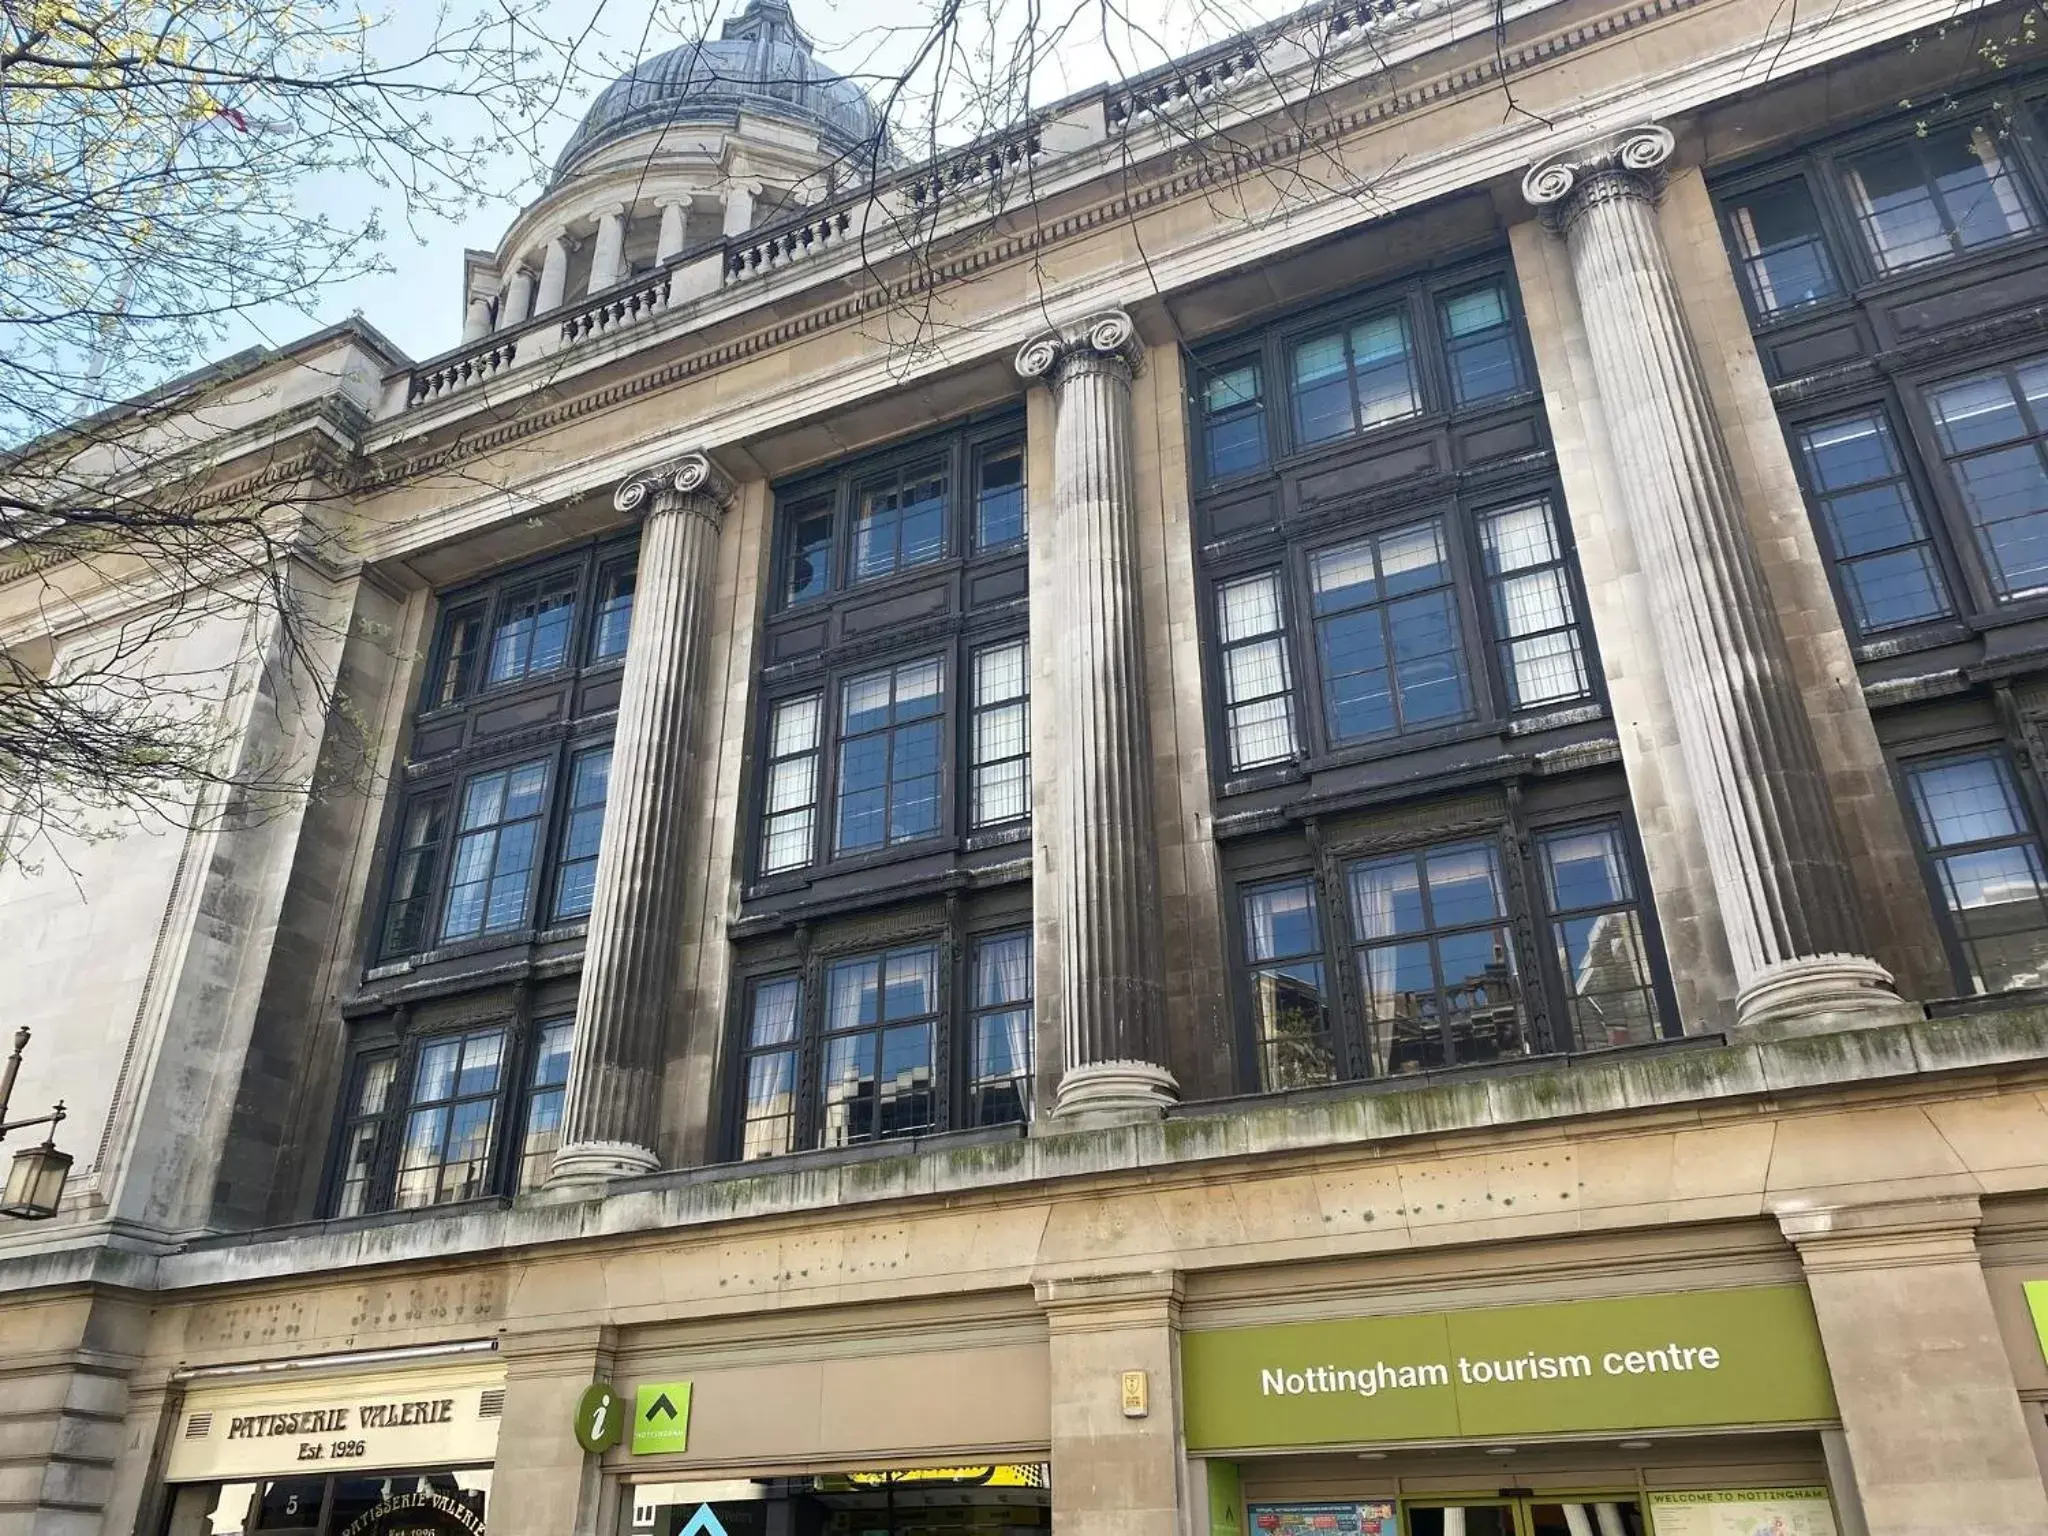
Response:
1522,127,1912,1034
655,199,688,263
497,266,534,330
534,232,569,314
1016,311,1178,1118
462,293,493,342
588,204,627,291
549,453,735,1184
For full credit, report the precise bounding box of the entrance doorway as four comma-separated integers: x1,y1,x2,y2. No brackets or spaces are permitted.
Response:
1405,1499,1646,1536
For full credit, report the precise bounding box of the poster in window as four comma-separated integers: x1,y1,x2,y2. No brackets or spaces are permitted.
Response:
1648,1490,1838,1536
1247,1502,1396,1536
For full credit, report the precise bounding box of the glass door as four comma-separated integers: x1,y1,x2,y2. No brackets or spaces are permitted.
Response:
1403,1499,1645,1536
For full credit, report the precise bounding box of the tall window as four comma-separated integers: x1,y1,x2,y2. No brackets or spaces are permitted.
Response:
1841,125,2036,274
1536,822,1667,1048
1291,307,1420,445
518,1021,574,1191
1350,841,1523,1076
852,463,948,583
484,572,578,687
1200,360,1268,479
1241,877,1334,1087
836,659,944,854
968,932,1034,1125
378,539,630,962
552,748,612,921
1794,410,1952,631
738,977,802,1160
1903,750,2048,993
1229,816,1671,1093
761,695,823,873
974,441,1027,551
732,917,1033,1159
1925,356,2048,602
1722,177,1842,318
393,1027,505,1209
821,945,939,1147
1217,573,1297,769
333,1053,397,1218
1479,501,1591,710
1436,283,1524,406
327,1017,575,1215
1311,520,1468,743
971,641,1030,826
441,762,550,941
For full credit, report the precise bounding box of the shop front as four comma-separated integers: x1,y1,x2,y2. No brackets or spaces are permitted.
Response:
156,1352,506,1536
1183,1285,1850,1536
599,1327,1052,1536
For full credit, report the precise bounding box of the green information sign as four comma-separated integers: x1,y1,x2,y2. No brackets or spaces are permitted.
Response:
1181,1283,1835,1451
573,1382,623,1454
2025,1279,2048,1364
631,1381,693,1455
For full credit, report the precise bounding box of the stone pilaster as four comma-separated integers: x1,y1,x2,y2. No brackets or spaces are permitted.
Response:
1016,312,1178,1119
491,1325,619,1536
549,452,734,1184
1523,126,1913,1036
1779,1197,2048,1536
1035,1272,1187,1536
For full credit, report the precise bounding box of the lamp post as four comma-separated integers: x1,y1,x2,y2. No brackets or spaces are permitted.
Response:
0,1028,70,1220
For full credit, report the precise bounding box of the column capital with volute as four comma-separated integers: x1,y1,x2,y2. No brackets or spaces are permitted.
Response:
1522,122,1675,228
613,451,736,525
1015,309,1145,391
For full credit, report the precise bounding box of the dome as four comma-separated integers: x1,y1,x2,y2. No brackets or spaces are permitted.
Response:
552,0,887,184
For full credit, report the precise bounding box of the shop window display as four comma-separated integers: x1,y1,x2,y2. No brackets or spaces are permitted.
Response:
165,1470,492,1536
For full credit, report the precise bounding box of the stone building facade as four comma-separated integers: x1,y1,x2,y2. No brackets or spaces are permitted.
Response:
6,1,2048,1534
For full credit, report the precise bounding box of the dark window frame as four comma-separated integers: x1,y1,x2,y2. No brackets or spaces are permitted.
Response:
771,416,1027,614
1713,95,2048,333
721,900,1035,1160
1185,255,1540,490
1891,731,2048,997
1222,804,1677,1095
321,1006,574,1217
367,537,635,967
1194,481,1601,786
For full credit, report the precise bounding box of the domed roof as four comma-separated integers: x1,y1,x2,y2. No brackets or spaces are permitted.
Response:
552,0,887,183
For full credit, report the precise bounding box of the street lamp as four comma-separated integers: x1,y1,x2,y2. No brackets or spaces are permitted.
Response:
0,1028,69,1220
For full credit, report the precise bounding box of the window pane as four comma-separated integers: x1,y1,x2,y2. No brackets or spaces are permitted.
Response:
442,761,549,940
835,659,947,854
1242,878,1335,1090
741,1050,798,1159
1538,822,1665,1051
1479,501,1590,709
382,791,450,957
1312,521,1469,743
1217,572,1296,768
1796,411,1951,632
1928,363,2048,602
975,445,1026,551
592,566,635,661
1203,362,1268,479
552,748,612,921
1438,283,1522,405
1725,179,1841,316
519,1021,574,1193
784,502,834,606
762,694,823,874
434,606,485,708
486,574,577,686
1292,332,1354,444
972,641,1031,828
1906,752,2048,994
1347,842,1529,1075
1844,127,2035,273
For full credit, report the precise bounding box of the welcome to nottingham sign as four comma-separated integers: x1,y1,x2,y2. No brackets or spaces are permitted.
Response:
1181,1284,1837,1451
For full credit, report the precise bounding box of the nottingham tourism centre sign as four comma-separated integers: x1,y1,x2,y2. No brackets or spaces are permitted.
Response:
1181,1284,1837,1450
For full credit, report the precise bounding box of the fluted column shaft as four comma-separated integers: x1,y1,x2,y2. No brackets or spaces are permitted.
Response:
550,453,734,1183
1525,127,1908,1032
1017,312,1178,1115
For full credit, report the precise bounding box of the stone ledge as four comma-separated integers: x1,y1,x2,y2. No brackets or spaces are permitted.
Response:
6,1005,2048,1299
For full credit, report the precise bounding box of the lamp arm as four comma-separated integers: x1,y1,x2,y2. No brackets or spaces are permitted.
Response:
0,1101,65,1141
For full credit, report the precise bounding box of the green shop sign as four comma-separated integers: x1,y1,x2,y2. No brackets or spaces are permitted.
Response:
1182,1284,1835,1451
